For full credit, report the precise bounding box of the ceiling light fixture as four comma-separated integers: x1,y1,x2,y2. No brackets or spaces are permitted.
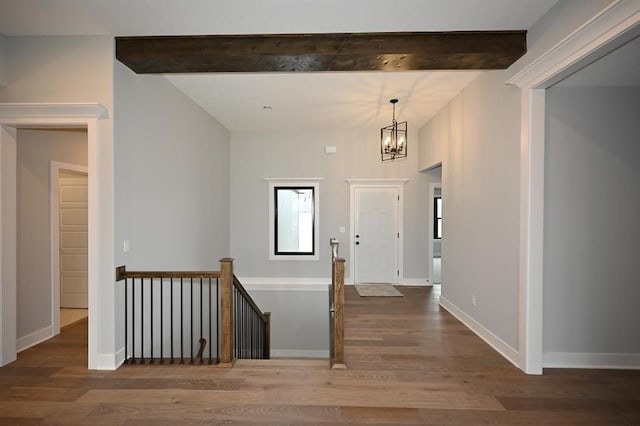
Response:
380,98,407,162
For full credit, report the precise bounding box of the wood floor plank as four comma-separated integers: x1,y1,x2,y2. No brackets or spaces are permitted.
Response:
1,286,639,424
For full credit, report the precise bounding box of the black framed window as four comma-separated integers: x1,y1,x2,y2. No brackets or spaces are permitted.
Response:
434,196,442,240
274,186,315,256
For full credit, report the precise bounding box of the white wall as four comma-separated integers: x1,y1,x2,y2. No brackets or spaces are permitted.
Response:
418,106,449,170
0,35,115,365
16,129,86,342
543,86,640,364
114,62,231,270
230,126,437,283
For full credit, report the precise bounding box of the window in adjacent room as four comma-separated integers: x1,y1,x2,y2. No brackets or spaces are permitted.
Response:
434,196,442,239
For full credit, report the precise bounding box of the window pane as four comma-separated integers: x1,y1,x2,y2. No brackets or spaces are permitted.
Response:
275,187,314,254
437,219,442,239
436,198,442,218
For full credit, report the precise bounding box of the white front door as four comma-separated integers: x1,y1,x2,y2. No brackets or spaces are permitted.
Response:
353,187,399,284
59,171,88,308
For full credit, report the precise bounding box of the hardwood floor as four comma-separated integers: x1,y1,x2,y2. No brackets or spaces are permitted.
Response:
1,286,639,424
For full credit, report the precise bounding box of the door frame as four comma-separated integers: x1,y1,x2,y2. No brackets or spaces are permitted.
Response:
347,178,408,285
0,103,108,369
507,1,640,374
50,161,88,335
427,182,442,286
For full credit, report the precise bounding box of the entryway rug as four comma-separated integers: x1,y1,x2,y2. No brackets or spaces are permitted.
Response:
354,284,403,297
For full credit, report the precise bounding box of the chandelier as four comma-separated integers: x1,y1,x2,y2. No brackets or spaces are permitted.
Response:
380,98,407,162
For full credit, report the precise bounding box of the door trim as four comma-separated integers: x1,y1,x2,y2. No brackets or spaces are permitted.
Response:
427,182,442,285
0,103,108,369
506,1,640,374
347,178,409,285
50,162,88,336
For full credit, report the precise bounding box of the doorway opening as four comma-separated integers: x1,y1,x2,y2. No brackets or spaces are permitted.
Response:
0,102,107,369
15,129,87,353
432,185,442,286
51,162,89,332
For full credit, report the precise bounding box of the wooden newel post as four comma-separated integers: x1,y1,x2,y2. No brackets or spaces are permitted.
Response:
331,258,346,369
263,312,271,359
219,258,234,365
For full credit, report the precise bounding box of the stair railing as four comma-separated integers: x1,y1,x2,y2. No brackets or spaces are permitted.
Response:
116,258,269,365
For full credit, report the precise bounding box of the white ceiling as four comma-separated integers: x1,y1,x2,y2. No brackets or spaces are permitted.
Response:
0,0,560,131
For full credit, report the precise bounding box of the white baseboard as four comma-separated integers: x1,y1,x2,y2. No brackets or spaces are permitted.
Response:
96,349,125,370
439,296,519,369
17,325,54,352
400,278,432,286
271,349,329,358
543,352,640,370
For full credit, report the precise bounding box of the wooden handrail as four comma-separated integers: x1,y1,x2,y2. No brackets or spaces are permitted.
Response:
116,265,220,281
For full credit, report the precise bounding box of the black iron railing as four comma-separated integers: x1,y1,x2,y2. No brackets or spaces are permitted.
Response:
116,267,220,365
233,276,270,359
115,258,270,366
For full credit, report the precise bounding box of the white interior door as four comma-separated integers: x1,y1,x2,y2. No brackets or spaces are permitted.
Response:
354,187,399,284
59,171,88,308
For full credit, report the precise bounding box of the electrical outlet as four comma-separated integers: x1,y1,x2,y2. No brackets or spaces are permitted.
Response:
472,295,477,306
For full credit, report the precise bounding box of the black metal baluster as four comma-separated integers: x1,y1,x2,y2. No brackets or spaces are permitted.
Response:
141,277,145,364
170,278,174,364
243,299,247,358
124,277,128,363
249,310,253,358
158,278,164,364
251,310,258,359
190,277,194,364
208,278,212,364
132,278,135,364
216,279,219,363
200,277,203,364
234,287,238,358
180,277,184,364
150,277,154,364
237,290,240,358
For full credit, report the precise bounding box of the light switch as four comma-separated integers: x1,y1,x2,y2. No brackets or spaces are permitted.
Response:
123,240,130,252
339,226,346,233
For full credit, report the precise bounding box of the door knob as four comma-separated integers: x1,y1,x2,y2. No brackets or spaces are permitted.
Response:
355,242,359,245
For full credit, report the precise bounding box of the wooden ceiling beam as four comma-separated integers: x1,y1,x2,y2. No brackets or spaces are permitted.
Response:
116,31,527,74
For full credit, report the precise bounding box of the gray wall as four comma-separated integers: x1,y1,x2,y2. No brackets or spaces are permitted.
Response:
544,86,640,355
16,129,87,340
419,71,521,349
114,62,231,269
416,0,618,357
113,62,232,357
0,35,117,359
250,289,329,356
230,127,437,282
